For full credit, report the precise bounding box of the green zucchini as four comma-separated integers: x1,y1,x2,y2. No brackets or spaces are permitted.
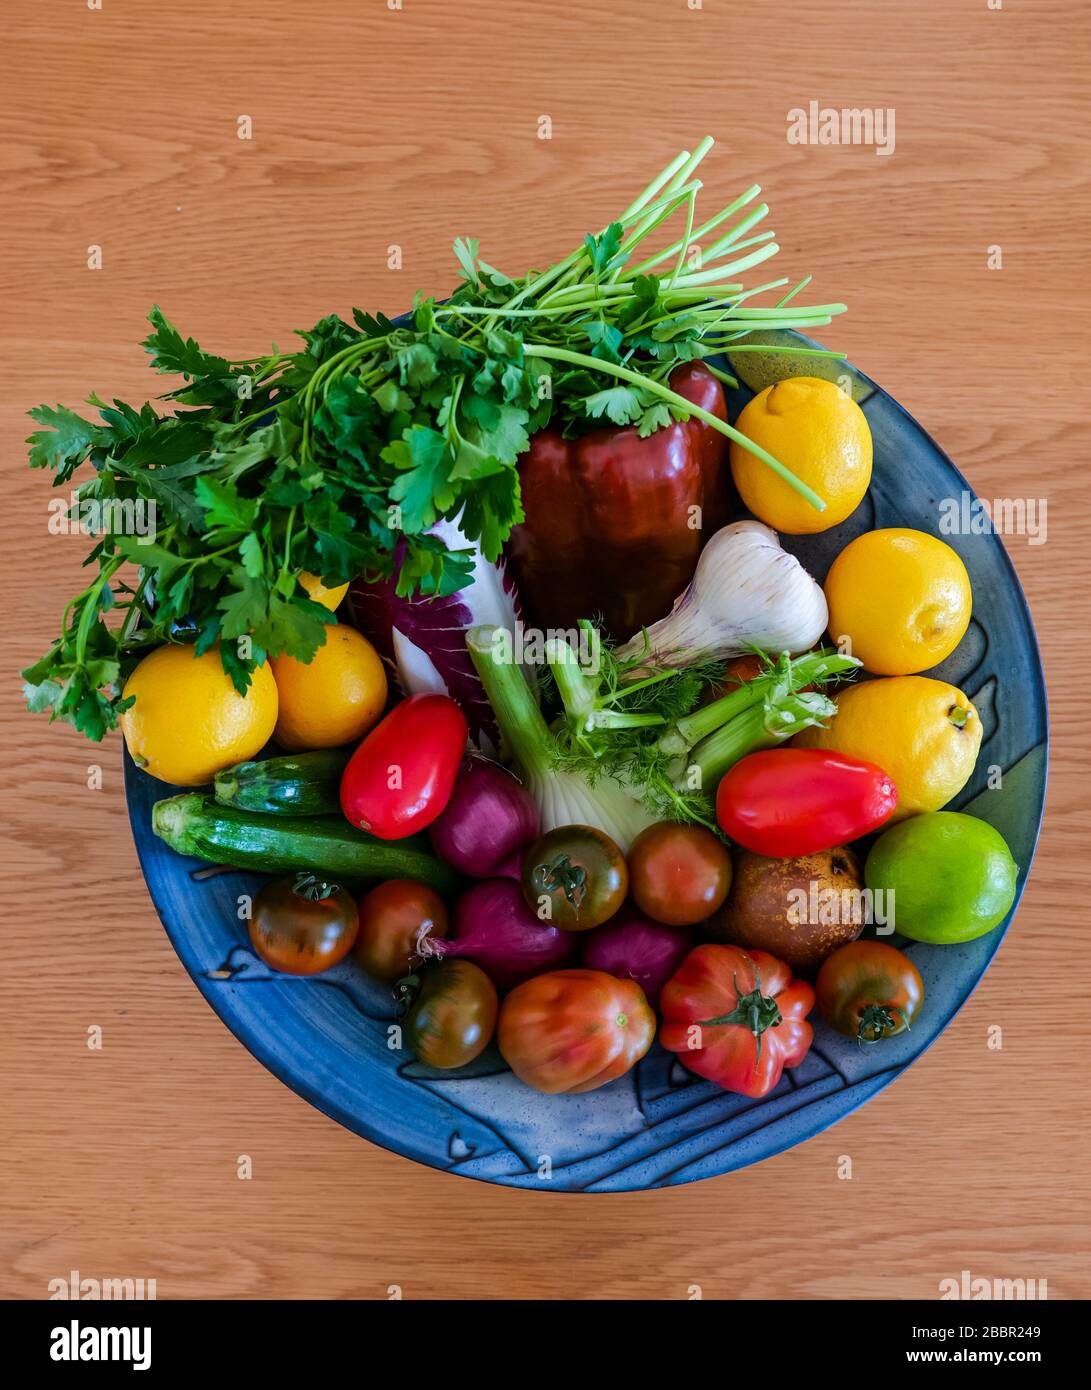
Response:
152,794,462,897
214,748,351,817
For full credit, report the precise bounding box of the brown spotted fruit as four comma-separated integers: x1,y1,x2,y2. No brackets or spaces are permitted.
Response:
703,844,866,974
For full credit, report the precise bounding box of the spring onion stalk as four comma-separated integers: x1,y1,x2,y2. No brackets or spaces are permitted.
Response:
545,640,862,823
686,691,837,792
670,648,861,752
465,626,656,852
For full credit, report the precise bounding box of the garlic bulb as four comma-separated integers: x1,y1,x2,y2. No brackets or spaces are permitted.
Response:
617,520,828,665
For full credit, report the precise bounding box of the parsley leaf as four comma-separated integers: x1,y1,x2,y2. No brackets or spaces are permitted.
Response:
143,306,231,380
583,385,644,426
384,427,457,533
27,404,102,480
194,477,259,532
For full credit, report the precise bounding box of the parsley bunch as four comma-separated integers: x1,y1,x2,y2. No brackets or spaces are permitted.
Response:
23,136,846,741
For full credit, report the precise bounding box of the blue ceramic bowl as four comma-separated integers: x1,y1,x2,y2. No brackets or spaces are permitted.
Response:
125,338,1047,1191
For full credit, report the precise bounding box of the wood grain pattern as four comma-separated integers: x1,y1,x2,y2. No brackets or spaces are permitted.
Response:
2,0,1088,1300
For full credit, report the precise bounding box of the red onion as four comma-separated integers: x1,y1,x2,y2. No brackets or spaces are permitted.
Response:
418,878,574,992
580,905,694,1008
428,755,539,879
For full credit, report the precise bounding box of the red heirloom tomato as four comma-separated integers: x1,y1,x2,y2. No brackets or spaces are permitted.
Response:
249,873,359,976
716,748,897,857
815,940,923,1043
340,693,468,840
497,969,655,1094
354,878,449,982
659,943,815,1097
627,822,732,926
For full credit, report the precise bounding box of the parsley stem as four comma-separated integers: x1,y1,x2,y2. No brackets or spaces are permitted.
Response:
666,186,698,291
280,506,296,580
523,344,826,512
118,568,154,646
75,554,124,667
775,276,812,307
299,335,389,463
717,345,846,358
229,398,291,431
702,203,772,261
674,242,781,285
179,542,240,568
629,184,762,276
505,179,705,313
619,147,695,220
618,142,712,264
699,362,741,389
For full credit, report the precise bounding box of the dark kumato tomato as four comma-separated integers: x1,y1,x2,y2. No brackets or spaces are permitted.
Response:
354,878,449,982
816,940,923,1043
521,825,627,931
405,960,498,1069
249,873,358,976
627,822,732,926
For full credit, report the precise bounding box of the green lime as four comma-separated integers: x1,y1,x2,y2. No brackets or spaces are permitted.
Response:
864,811,1018,944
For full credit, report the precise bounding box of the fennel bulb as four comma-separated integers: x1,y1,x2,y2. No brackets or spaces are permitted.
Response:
466,625,656,852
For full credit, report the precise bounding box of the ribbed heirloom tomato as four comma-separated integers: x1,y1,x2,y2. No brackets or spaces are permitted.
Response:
497,969,655,1094
659,944,815,1097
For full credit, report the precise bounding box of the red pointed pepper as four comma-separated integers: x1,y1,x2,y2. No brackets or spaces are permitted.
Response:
340,693,468,840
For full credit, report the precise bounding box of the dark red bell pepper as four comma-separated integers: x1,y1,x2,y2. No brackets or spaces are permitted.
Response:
505,362,731,640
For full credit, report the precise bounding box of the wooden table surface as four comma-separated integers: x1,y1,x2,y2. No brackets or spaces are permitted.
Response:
3,0,1088,1300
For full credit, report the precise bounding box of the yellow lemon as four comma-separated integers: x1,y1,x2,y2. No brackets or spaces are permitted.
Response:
300,571,350,612
795,676,981,820
271,625,387,751
730,376,872,533
121,645,278,786
825,528,972,674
